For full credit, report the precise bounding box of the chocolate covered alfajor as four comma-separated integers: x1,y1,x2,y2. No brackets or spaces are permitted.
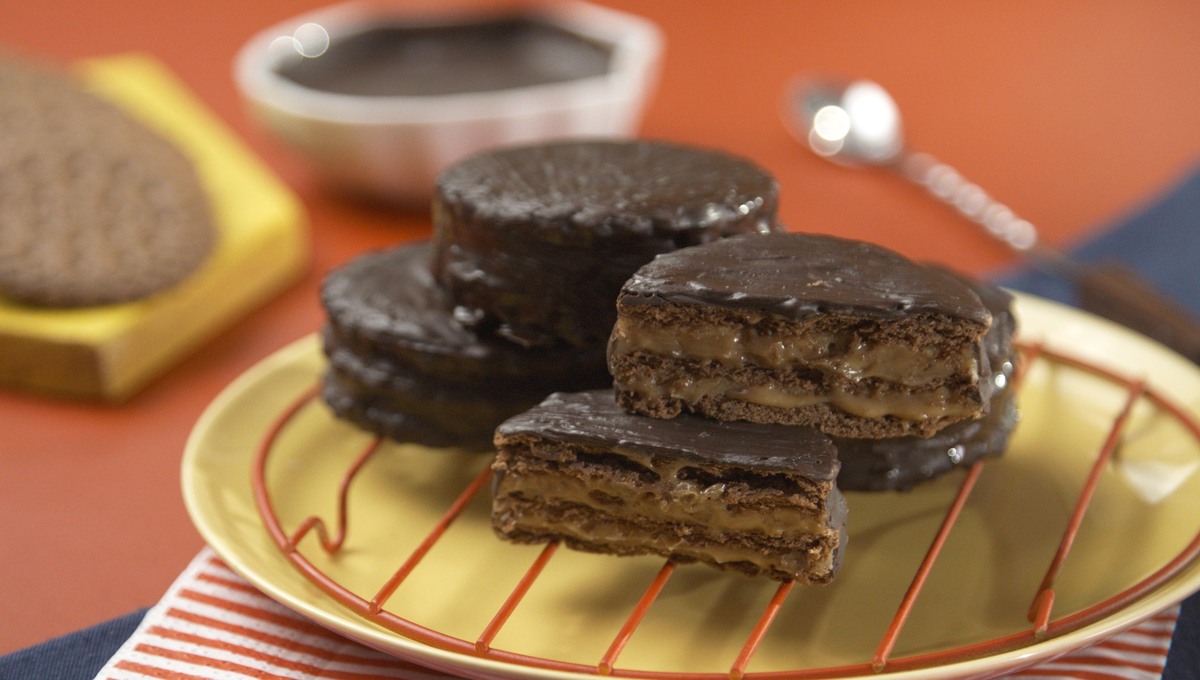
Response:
320,242,610,449
431,139,782,349
608,232,997,439
492,389,847,584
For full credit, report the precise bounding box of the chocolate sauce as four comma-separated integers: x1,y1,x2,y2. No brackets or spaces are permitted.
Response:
278,16,613,97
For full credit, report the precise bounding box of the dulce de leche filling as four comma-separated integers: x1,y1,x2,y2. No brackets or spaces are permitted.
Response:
504,458,830,536
610,315,981,421
494,447,838,576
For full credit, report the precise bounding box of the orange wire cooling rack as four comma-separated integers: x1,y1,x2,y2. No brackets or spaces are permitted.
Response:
250,341,1200,679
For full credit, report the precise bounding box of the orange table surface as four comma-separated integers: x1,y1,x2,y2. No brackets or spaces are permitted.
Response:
3,0,1200,656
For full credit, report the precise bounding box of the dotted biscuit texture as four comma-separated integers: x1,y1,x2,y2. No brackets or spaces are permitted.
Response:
0,55,215,307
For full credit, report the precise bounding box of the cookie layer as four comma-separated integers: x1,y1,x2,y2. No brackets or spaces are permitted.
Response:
834,271,1019,490
609,232,994,438
492,390,847,584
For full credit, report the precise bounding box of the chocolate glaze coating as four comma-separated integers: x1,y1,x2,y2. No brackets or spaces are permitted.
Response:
321,365,490,449
835,394,1017,491
432,139,781,348
496,389,840,482
835,272,1018,491
609,232,995,438
618,232,991,324
320,242,610,448
494,389,847,582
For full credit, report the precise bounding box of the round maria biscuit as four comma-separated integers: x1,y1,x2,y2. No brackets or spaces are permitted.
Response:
0,54,215,307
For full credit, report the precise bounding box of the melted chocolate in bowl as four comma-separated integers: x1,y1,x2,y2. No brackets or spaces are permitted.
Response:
277,16,614,97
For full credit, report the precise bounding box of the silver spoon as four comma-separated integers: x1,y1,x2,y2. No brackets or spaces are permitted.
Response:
785,77,1200,364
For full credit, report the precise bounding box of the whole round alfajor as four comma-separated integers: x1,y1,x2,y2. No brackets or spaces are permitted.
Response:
431,139,782,349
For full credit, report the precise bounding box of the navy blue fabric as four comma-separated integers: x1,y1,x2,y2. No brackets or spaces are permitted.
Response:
4,167,1199,679
996,166,1200,317
1165,591,1200,679
0,608,147,680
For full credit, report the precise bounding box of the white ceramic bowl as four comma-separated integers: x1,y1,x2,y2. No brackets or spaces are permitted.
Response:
234,1,663,205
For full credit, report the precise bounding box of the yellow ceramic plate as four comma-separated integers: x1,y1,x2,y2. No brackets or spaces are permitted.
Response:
182,293,1200,679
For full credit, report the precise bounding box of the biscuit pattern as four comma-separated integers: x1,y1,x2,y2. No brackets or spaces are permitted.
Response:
0,55,214,307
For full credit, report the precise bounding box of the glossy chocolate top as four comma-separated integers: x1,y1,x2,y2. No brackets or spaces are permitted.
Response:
435,140,779,243
619,232,992,323
498,390,840,481
320,242,606,378
278,16,612,97
322,243,483,354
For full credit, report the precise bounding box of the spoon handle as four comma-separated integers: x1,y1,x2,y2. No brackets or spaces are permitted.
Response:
898,151,1039,252
896,151,1200,364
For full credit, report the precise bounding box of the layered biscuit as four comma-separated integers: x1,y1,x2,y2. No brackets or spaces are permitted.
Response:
492,390,847,584
609,233,996,439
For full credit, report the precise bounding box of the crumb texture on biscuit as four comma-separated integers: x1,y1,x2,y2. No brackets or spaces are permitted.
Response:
835,270,1020,490
0,54,214,307
608,233,994,438
491,390,846,584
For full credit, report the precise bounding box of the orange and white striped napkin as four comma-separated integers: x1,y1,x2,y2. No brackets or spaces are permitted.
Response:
94,549,446,680
94,549,1178,680
1007,611,1177,680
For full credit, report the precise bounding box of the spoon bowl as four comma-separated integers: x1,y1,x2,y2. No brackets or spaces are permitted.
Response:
789,79,904,167
786,77,1039,252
